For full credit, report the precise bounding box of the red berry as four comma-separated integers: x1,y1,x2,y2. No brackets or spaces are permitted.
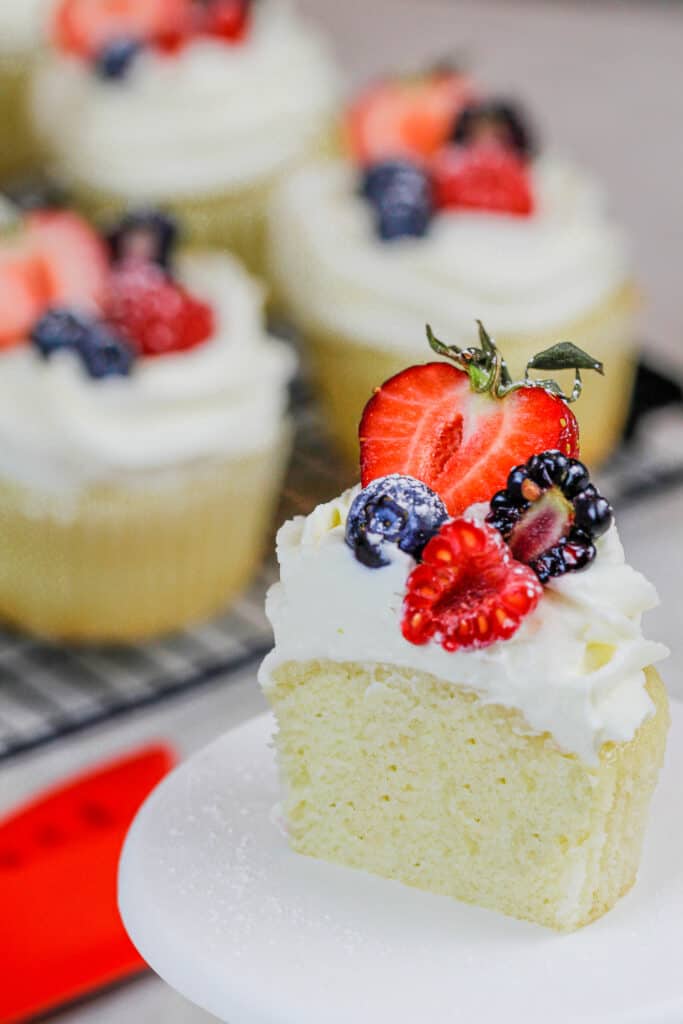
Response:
360,362,579,517
347,72,475,165
432,143,534,216
26,210,109,312
53,0,191,58
104,263,214,358
195,0,251,42
402,518,542,651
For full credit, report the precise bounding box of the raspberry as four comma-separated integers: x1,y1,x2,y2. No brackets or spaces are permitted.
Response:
402,518,542,651
432,143,534,216
195,0,251,42
104,263,214,358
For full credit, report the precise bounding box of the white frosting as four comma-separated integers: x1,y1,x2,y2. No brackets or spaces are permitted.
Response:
0,252,295,492
268,157,632,356
259,489,668,764
0,0,54,55
31,0,340,197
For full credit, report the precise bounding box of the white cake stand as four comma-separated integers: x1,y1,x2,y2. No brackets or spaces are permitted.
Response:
119,701,683,1024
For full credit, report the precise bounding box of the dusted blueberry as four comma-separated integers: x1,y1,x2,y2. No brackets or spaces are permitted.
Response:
94,38,144,80
107,208,178,270
361,161,434,241
31,308,91,358
346,474,448,569
78,324,136,379
486,449,613,582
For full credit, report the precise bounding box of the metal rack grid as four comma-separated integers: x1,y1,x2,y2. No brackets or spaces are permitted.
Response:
0,361,681,764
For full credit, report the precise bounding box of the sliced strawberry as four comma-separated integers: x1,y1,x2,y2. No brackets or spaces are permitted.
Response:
0,254,47,350
432,143,534,216
347,72,475,165
26,211,109,312
360,362,579,516
53,0,190,58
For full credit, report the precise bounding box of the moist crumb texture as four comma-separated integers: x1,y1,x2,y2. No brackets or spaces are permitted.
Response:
267,659,669,931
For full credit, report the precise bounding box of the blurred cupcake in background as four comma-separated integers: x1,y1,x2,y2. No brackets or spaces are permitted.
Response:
30,0,340,273
268,69,638,468
0,0,55,183
0,198,295,642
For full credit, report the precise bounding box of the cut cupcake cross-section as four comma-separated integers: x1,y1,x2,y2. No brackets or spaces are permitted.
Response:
260,323,670,932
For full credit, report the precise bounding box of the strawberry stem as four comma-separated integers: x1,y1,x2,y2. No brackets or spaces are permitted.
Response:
425,322,603,404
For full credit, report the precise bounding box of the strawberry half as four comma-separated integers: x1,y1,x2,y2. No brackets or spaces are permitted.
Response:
26,211,109,312
53,0,190,58
347,72,475,165
360,362,579,516
0,254,47,350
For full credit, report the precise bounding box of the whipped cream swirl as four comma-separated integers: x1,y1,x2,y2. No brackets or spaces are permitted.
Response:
268,157,632,358
259,489,668,764
0,0,53,55
31,0,340,197
0,252,296,493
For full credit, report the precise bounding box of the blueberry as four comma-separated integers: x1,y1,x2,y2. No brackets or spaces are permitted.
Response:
107,208,179,271
31,308,91,358
78,324,136,379
345,474,448,569
361,161,434,241
94,38,144,81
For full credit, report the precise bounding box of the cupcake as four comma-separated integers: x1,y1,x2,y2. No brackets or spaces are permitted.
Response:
260,327,669,932
0,0,55,182
0,200,295,642
268,70,638,468
30,0,340,273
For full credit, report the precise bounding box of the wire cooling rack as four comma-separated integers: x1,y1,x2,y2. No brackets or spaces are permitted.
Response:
0,360,681,764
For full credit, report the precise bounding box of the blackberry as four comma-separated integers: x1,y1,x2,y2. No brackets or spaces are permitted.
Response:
360,161,434,241
346,474,448,569
451,99,535,160
107,209,178,271
94,38,144,80
486,450,613,583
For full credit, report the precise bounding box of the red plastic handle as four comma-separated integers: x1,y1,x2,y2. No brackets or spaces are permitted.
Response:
0,743,177,1023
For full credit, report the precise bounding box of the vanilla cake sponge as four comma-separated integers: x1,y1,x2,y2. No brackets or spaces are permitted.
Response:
268,661,668,932
261,456,670,930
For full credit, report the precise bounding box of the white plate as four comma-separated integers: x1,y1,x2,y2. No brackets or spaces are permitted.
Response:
119,702,683,1024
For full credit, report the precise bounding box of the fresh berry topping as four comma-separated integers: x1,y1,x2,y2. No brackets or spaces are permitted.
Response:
53,0,190,58
78,322,136,378
30,307,136,378
451,99,535,160
94,36,144,79
361,160,434,241
0,254,47,350
360,364,579,517
345,474,448,569
432,144,534,216
25,210,109,311
402,518,542,651
347,72,474,165
194,0,251,41
107,209,178,270
486,450,614,582
30,308,91,358
104,263,214,357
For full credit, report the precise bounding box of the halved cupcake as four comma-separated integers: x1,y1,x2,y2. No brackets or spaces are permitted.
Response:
30,0,340,274
260,326,669,931
0,200,295,641
268,69,638,467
